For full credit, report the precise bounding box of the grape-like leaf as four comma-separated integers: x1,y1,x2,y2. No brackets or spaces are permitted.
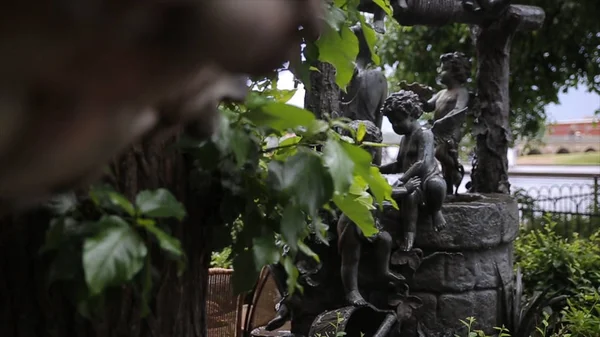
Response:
83,216,147,296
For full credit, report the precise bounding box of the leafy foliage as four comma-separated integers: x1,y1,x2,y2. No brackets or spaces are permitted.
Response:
41,187,186,317
378,0,600,141
514,218,600,336
182,88,396,294
178,0,397,296
38,0,398,317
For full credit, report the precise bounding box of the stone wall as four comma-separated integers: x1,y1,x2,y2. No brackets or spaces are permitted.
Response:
395,194,519,336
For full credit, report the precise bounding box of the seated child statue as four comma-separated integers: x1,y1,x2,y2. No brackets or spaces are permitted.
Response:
337,120,421,307
379,90,447,252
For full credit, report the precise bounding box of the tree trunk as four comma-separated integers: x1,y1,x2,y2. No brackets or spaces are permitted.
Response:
304,62,341,120
0,132,215,337
469,20,515,194
469,6,544,194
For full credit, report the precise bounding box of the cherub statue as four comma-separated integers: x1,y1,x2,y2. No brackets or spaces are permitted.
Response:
402,51,472,195
337,120,420,306
379,90,448,251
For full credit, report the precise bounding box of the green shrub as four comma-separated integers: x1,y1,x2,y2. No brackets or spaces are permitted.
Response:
515,218,600,336
210,247,233,269
515,219,600,295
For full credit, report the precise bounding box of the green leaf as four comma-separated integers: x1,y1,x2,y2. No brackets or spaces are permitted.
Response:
356,122,367,142
339,141,372,178
361,141,398,148
252,235,280,268
268,151,334,216
140,222,184,258
266,89,298,103
365,166,396,208
83,216,147,296
359,16,381,65
245,102,316,131
325,4,347,30
316,25,359,90
107,192,136,217
89,185,135,216
283,255,301,295
323,139,355,193
333,194,377,238
298,241,320,263
354,192,376,210
135,189,186,221
348,175,369,195
372,0,393,16
280,205,306,252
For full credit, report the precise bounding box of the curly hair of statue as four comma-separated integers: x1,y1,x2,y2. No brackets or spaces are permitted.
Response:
383,90,423,119
440,52,471,84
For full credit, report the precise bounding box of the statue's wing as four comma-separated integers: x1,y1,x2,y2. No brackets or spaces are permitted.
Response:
431,106,469,144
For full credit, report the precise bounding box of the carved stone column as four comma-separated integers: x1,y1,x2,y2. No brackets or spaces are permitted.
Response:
469,6,545,193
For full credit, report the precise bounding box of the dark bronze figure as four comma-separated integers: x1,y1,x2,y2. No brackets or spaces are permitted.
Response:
379,90,447,251
337,120,419,306
342,26,389,164
403,52,471,195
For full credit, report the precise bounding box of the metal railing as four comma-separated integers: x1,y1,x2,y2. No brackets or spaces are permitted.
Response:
511,172,599,237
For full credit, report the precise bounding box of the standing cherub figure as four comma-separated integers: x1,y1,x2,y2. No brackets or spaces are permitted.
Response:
379,91,447,252
402,51,472,194
337,120,420,307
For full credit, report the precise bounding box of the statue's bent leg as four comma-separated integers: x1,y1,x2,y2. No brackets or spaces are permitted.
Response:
375,231,406,284
424,176,447,231
339,226,368,306
265,263,292,331
400,193,419,251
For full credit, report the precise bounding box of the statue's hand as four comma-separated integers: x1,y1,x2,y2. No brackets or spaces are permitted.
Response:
405,177,421,193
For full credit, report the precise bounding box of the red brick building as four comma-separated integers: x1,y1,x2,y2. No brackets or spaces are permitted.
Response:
547,117,600,137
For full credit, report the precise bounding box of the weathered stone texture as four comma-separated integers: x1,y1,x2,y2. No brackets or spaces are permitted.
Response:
402,193,519,336
415,193,519,250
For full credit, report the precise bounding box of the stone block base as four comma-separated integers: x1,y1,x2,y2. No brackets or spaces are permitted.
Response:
388,194,519,336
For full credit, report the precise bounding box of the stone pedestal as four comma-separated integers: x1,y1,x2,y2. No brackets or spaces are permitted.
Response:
397,193,519,336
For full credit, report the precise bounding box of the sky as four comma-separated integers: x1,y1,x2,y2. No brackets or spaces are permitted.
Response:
278,70,600,133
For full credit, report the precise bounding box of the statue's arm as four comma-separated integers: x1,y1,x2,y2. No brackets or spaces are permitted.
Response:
379,162,398,174
400,131,434,183
391,185,409,199
422,92,439,113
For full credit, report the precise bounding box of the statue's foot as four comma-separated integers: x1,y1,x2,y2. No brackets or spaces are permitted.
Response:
265,305,290,331
385,270,406,284
432,211,447,232
346,290,368,307
399,232,415,252
373,20,386,34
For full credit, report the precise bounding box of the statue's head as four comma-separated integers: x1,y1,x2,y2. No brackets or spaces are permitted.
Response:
438,52,471,85
382,90,422,135
343,120,382,160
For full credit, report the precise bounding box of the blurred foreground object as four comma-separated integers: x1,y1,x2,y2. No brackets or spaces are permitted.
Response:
0,0,324,211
